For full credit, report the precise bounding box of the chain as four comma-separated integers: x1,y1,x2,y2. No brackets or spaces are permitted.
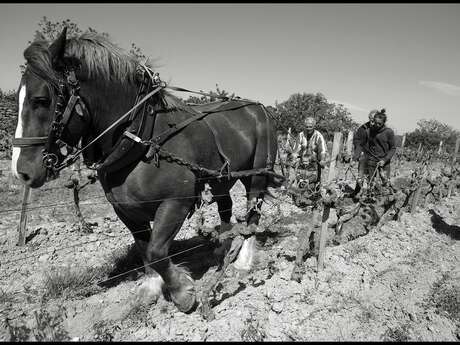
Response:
144,142,275,180
154,144,211,177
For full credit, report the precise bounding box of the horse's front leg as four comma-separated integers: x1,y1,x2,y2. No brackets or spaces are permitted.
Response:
146,199,197,313
112,208,164,304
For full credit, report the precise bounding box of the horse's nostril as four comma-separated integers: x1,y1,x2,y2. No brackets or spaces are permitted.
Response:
18,172,30,182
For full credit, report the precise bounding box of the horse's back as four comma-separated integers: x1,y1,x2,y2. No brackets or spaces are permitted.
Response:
190,100,277,170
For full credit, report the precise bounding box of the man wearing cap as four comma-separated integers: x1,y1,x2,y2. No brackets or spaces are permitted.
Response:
297,116,327,184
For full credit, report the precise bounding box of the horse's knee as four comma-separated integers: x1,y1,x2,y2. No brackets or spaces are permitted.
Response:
146,244,169,270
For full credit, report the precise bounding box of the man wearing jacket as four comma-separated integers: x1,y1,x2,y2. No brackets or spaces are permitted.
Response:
352,109,377,178
351,109,395,194
297,117,328,184
366,110,396,184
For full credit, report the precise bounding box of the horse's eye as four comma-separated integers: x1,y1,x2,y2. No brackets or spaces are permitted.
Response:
32,97,51,109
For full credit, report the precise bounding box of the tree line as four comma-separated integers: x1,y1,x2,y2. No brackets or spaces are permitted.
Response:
0,17,458,158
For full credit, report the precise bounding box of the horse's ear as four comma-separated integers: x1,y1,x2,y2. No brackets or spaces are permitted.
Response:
49,27,67,69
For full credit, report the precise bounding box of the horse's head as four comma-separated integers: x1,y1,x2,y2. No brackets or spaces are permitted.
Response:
12,28,142,188
11,28,93,188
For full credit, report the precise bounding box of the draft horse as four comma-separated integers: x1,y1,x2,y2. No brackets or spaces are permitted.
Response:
11,28,282,313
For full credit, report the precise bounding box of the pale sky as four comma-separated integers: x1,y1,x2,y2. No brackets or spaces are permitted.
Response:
1,3,460,134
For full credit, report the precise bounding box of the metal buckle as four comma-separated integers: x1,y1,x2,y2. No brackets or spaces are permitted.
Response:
42,152,59,169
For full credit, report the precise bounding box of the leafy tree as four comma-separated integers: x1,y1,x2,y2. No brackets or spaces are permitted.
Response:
33,17,89,41
20,17,147,74
405,118,460,153
272,92,359,141
0,90,18,158
184,84,235,104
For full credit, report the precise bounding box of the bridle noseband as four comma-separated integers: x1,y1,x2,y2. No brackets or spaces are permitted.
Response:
12,69,88,177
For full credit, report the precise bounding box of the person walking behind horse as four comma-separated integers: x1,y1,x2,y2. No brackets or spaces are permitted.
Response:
367,110,396,183
297,117,327,184
354,109,396,190
351,109,377,195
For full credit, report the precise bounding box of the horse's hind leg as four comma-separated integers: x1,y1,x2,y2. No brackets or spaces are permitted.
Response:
214,189,233,232
213,192,234,259
233,175,266,271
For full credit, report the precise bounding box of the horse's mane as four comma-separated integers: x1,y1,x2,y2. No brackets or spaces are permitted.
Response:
23,31,199,114
24,32,138,87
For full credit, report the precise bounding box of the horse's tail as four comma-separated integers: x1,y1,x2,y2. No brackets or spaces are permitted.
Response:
258,104,286,191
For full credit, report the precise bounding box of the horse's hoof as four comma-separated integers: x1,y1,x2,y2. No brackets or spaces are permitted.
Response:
169,275,196,313
136,274,165,304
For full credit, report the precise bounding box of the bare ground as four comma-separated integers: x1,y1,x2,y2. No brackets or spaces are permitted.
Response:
0,162,459,341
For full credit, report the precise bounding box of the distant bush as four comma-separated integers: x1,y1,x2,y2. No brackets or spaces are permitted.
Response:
0,90,17,159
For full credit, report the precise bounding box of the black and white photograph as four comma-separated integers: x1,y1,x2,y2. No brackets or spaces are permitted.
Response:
0,3,459,341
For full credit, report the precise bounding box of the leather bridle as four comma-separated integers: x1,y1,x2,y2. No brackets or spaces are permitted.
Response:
12,68,89,177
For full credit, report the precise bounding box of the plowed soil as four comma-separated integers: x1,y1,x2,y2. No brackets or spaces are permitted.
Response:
0,160,458,341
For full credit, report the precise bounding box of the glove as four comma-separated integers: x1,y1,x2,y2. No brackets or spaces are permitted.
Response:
377,160,386,167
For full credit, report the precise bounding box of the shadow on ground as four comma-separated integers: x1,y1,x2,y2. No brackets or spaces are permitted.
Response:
99,236,221,288
428,209,460,240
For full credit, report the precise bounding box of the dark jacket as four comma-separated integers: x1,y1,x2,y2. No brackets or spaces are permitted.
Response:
352,121,372,161
366,126,396,163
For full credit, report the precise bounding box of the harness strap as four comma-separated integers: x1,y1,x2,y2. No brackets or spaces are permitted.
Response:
60,95,80,130
202,117,232,179
57,84,164,171
12,137,48,147
152,109,212,146
151,101,260,147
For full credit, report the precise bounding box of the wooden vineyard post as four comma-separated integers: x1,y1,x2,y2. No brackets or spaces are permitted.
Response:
17,185,31,246
401,134,406,150
346,131,353,161
327,132,343,182
411,166,426,214
416,142,423,160
437,140,443,155
410,184,422,214
394,134,406,177
452,137,460,165
317,205,330,271
316,132,342,272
